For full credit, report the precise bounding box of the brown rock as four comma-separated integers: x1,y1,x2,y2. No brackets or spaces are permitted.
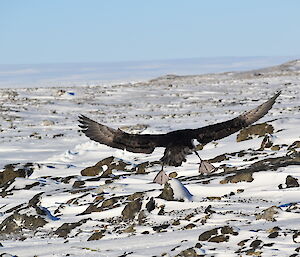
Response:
260,134,273,150
55,219,89,238
81,166,103,176
286,175,299,188
271,145,281,151
0,163,35,187
208,235,229,243
268,231,279,238
175,247,199,257
101,198,118,208
122,225,136,233
121,199,142,220
87,231,104,241
127,192,144,201
146,197,155,212
0,210,47,236
236,123,274,142
158,182,174,201
81,156,130,177
184,223,196,230
220,171,253,184
288,141,300,150
133,161,149,174
255,206,281,221
198,228,218,241
221,225,238,235
169,172,178,178
250,239,263,249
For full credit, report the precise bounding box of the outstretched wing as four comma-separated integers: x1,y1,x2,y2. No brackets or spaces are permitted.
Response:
78,115,163,154
191,91,281,144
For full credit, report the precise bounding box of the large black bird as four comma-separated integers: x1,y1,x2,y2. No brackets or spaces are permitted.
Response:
79,92,280,172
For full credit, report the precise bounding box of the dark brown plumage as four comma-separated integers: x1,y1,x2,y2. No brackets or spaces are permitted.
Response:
79,92,281,167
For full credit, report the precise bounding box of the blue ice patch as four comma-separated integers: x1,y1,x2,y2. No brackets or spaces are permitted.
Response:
40,206,60,221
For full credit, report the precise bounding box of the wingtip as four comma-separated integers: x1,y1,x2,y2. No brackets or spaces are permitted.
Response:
274,90,281,98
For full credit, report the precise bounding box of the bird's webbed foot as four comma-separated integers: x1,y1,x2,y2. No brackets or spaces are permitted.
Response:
153,163,169,185
199,160,216,174
194,151,216,174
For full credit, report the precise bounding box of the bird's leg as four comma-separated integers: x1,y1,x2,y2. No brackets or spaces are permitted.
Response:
194,151,202,163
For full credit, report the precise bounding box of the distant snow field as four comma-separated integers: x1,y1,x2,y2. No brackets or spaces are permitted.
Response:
0,59,299,256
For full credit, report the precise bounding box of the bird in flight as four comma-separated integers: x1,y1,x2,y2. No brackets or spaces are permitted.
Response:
79,92,280,183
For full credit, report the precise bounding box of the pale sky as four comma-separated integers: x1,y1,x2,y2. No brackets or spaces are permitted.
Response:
1,0,300,64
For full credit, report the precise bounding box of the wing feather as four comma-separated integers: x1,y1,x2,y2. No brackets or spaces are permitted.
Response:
78,115,162,154
192,91,281,144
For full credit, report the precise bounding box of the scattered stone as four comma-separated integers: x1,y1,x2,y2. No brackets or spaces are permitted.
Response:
267,226,281,233
138,210,147,225
127,192,144,201
41,120,54,126
169,172,178,178
87,231,104,241
270,145,281,151
204,205,215,214
287,141,300,151
234,151,300,174
0,208,47,236
198,228,218,241
152,224,169,232
246,250,262,256
133,161,149,174
209,154,228,163
250,239,263,249
207,196,221,200
236,123,274,142
81,166,104,176
238,239,250,246
220,171,253,184
194,243,202,248
208,235,229,243
198,226,238,242
172,220,181,226
268,231,279,238
72,180,85,188
256,206,281,221
175,247,199,257
121,199,142,220
184,223,196,230
122,225,136,233
259,134,273,150
286,175,299,188
158,182,174,201
0,163,36,187
81,156,130,177
56,89,66,96
146,197,155,212
53,133,64,138
101,198,118,208
55,219,89,238
293,231,300,243
158,205,165,215
221,225,238,236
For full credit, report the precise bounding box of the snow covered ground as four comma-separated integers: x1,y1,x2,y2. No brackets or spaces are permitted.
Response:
0,59,299,256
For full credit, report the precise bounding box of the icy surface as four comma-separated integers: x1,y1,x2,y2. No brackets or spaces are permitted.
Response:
0,59,299,256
